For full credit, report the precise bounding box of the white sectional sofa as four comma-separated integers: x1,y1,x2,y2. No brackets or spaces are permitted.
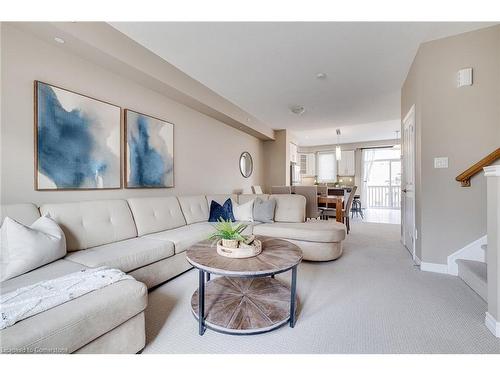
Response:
0,193,346,354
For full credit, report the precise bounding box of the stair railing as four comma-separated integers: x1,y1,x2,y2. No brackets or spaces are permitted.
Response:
456,148,500,187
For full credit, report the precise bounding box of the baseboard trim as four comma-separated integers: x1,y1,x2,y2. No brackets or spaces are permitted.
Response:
447,235,487,276
420,262,448,274
485,312,500,337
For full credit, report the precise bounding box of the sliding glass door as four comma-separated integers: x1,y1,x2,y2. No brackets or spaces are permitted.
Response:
363,148,401,209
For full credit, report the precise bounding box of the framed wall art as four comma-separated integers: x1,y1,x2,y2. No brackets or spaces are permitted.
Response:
125,109,174,188
35,81,121,190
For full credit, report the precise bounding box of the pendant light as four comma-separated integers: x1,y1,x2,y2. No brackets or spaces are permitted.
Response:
335,129,342,160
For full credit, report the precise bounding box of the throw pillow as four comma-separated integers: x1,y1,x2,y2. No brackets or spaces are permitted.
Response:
233,199,254,222
253,197,276,223
208,198,236,222
0,215,67,282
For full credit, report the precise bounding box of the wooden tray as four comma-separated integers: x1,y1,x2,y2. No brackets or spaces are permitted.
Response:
216,239,262,259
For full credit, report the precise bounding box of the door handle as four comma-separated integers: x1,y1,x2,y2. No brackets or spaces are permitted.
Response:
402,189,407,193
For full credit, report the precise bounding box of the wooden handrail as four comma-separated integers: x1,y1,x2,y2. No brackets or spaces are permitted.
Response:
456,148,500,187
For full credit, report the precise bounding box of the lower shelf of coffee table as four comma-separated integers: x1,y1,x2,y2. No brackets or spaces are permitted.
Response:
191,276,296,335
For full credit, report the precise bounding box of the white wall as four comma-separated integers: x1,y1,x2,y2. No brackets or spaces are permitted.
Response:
0,24,265,205
263,129,291,192
402,25,500,264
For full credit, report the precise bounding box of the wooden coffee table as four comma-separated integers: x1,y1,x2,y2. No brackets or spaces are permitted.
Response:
185,236,303,336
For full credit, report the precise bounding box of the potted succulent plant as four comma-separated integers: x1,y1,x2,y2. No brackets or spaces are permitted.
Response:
209,219,248,248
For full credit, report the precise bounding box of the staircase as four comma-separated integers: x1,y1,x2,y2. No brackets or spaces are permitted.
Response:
457,244,488,301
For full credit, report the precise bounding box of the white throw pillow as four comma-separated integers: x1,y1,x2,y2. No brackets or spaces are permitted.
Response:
232,199,254,222
0,215,66,281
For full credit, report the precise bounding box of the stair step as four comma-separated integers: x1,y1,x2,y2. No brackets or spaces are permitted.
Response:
457,259,487,302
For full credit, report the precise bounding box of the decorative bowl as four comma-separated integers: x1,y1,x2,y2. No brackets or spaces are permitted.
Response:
216,239,262,259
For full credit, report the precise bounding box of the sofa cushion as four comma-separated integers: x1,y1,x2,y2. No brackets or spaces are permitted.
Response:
178,195,209,224
253,220,346,243
127,197,186,236
238,194,268,204
1,203,40,226
144,222,215,254
208,198,235,222
1,216,66,281
271,194,306,223
0,259,86,295
253,197,276,223
64,237,174,272
40,200,137,251
233,199,254,222
0,278,146,354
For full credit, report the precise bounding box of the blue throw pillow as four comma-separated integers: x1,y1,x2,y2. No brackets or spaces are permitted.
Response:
208,198,236,222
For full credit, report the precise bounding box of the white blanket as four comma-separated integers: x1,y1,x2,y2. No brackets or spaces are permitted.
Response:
0,267,133,330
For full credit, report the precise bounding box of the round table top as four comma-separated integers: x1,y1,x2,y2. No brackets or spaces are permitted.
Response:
185,236,303,276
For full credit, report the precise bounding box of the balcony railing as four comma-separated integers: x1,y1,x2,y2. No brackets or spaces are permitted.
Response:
367,186,401,208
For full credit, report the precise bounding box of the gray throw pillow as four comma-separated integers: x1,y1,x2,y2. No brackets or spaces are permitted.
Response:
253,197,276,223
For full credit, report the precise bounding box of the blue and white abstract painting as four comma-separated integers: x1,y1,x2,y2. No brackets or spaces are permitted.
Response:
36,82,121,190
125,110,174,188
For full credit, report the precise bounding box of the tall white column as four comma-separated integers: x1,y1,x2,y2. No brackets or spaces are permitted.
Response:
484,165,500,337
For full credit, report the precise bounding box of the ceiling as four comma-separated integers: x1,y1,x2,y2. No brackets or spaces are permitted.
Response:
111,22,495,146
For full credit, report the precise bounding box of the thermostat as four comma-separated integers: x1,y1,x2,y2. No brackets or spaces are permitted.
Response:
457,68,473,87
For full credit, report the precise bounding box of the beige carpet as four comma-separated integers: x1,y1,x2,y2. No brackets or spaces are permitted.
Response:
143,222,500,353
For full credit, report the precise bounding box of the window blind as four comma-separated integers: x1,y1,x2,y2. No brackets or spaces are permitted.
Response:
317,152,337,182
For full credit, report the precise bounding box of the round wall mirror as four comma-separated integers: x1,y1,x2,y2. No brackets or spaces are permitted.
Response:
239,152,253,178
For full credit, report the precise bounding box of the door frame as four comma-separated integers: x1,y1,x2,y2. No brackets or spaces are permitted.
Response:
401,105,416,260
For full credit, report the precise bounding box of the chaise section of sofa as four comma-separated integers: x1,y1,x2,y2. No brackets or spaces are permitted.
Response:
252,194,347,261
0,203,148,354
0,260,147,354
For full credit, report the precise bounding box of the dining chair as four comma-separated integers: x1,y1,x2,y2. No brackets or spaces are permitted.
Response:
342,186,357,233
271,186,292,194
316,186,328,219
251,185,263,194
351,194,363,218
320,200,338,220
293,186,321,220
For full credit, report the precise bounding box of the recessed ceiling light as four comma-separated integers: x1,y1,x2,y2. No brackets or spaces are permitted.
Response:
290,105,306,115
316,72,327,80
54,37,65,44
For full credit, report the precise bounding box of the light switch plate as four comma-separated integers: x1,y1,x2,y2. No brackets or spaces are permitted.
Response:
434,157,448,169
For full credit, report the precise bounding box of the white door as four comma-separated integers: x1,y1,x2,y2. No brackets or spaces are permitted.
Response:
402,105,416,259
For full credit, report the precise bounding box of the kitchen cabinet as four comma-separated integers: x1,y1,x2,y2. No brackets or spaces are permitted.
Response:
299,153,316,176
338,150,355,176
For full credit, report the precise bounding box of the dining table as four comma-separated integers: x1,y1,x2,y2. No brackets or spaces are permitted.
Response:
317,195,345,223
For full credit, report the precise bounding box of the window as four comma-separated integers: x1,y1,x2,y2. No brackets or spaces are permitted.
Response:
317,152,337,182
362,147,402,209
299,154,307,174
363,147,400,162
